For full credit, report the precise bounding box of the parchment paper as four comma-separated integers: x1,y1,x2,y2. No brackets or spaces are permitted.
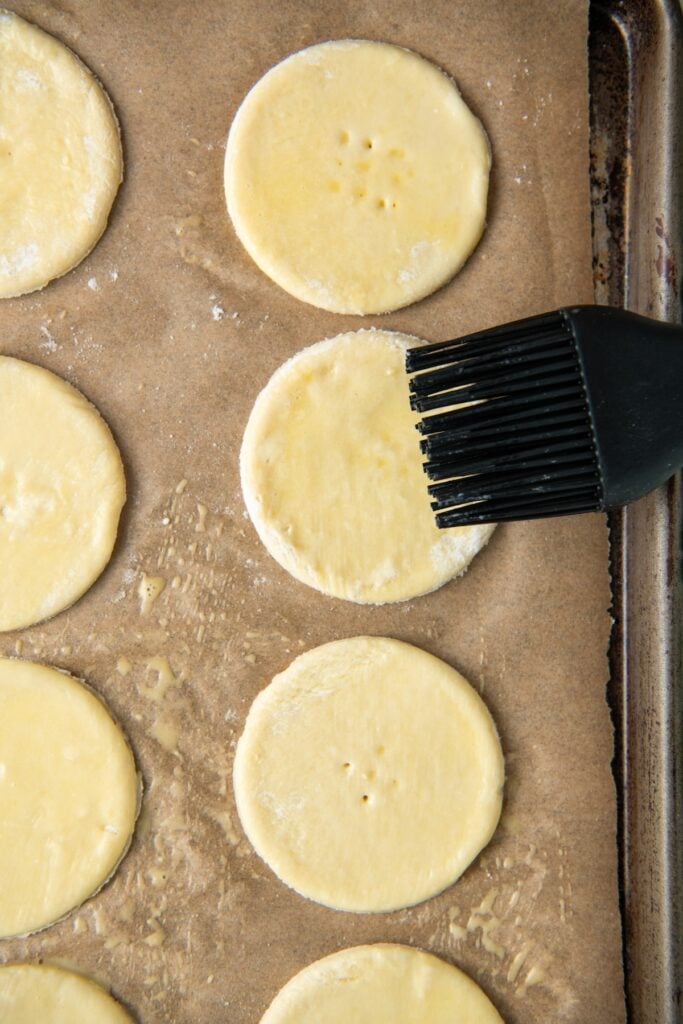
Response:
0,2,625,1022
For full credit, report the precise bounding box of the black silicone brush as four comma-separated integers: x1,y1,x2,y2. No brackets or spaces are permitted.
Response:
406,306,683,528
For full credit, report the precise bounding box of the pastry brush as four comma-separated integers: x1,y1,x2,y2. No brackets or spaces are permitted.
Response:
406,305,683,528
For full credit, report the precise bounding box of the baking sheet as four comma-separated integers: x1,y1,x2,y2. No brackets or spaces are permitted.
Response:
590,2,683,1021
0,2,624,1022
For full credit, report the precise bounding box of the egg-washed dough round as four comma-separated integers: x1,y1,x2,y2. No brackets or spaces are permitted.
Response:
225,39,490,314
0,9,122,299
0,659,140,938
261,944,505,1024
0,964,134,1024
240,330,495,604
0,356,126,632
234,636,504,913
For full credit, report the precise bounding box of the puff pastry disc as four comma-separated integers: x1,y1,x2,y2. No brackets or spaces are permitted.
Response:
0,9,122,298
260,944,505,1024
234,637,504,913
0,659,139,937
0,964,134,1023
225,39,489,314
0,356,125,632
240,330,494,604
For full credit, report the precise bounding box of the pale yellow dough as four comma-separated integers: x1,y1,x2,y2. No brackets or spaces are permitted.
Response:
261,945,505,1024
234,637,504,913
0,356,126,632
0,9,122,298
240,330,494,604
0,659,139,938
0,964,134,1024
225,39,490,314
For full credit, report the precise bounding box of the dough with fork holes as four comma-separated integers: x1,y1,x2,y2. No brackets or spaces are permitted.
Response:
225,39,490,314
234,636,504,913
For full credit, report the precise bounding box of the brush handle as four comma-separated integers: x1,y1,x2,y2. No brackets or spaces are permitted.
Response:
566,306,683,508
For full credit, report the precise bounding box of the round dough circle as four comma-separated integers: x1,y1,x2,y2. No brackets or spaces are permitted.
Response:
0,9,122,298
0,964,134,1024
240,330,495,604
0,659,139,938
225,39,490,314
234,636,504,913
261,944,505,1024
0,356,126,632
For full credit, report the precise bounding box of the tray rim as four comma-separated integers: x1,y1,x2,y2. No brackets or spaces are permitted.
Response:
590,2,683,1022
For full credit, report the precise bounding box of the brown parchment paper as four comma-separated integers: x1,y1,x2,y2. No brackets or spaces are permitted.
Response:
0,2,625,1022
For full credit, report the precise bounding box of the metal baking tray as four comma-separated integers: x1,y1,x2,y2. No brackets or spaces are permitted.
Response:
589,1,682,1021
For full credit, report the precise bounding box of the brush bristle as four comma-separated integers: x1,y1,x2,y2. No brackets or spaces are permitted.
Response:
406,312,602,527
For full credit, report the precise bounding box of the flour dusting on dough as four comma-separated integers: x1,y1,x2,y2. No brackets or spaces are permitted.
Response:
0,244,39,277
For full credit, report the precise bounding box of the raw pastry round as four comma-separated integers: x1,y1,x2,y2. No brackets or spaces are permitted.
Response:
261,944,505,1024
234,636,504,913
0,964,134,1024
0,356,126,632
240,330,495,604
0,659,139,938
225,39,490,314
0,9,122,298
